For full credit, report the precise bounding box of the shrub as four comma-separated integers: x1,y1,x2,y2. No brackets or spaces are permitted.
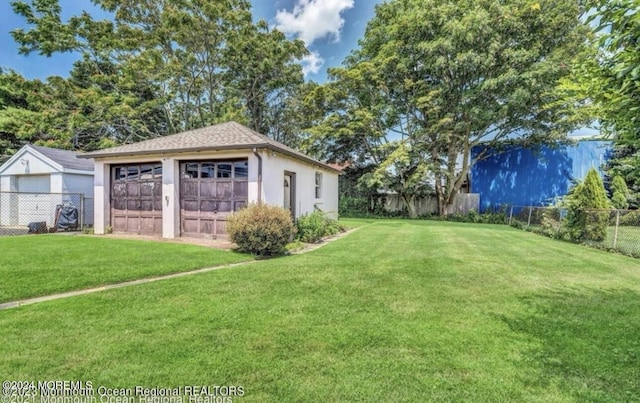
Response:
226,204,296,257
564,168,611,242
537,207,569,240
339,196,370,216
296,211,346,243
611,175,630,209
619,210,640,226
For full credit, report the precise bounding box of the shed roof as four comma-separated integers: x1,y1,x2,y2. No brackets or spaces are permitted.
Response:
79,121,340,173
29,145,94,171
0,144,94,175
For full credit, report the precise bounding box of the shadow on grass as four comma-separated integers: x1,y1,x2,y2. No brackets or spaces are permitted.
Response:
502,288,640,401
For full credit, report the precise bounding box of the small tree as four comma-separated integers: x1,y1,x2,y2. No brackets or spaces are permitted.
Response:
565,168,611,242
611,175,630,210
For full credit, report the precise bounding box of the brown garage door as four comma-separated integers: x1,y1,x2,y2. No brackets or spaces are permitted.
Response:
111,163,162,235
180,159,248,238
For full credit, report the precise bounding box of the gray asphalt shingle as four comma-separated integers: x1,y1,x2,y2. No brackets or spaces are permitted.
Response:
79,121,338,172
29,145,94,171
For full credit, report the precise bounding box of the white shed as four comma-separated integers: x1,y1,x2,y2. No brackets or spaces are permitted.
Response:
0,144,94,227
79,121,340,239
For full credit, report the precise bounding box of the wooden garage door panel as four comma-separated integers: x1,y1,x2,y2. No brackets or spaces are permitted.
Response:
179,160,248,239
112,216,127,232
111,163,162,236
139,216,160,234
126,217,140,232
216,220,227,235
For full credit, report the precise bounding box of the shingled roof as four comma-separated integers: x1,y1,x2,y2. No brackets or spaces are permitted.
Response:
79,121,339,173
29,145,94,171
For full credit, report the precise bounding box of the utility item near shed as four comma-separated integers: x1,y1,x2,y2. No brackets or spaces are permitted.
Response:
79,121,340,240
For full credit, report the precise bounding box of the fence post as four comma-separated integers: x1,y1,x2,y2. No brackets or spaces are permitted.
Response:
509,206,513,225
80,193,85,230
613,210,620,249
527,207,533,228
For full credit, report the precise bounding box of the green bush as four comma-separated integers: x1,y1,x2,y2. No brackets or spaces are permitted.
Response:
619,210,640,226
565,168,611,242
537,207,569,240
421,208,508,224
226,204,296,257
296,211,346,243
339,196,370,216
611,175,630,209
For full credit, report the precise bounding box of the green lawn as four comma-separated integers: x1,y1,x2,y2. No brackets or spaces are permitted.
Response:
1,220,639,401
0,235,251,303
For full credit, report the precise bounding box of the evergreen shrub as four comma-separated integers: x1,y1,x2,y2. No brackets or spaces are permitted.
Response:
564,168,611,242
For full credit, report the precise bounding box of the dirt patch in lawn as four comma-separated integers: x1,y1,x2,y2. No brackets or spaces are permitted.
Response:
95,233,237,249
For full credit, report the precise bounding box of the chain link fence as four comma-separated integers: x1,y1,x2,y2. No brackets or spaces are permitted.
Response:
507,206,640,257
0,192,88,236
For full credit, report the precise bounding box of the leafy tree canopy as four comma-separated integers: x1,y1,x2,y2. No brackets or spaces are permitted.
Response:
306,0,589,216
6,0,309,152
574,0,640,205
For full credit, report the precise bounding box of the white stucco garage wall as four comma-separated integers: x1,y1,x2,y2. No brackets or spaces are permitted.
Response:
260,151,339,220
91,148,339,238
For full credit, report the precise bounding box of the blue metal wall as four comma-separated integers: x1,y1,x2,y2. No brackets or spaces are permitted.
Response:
470,141,612,212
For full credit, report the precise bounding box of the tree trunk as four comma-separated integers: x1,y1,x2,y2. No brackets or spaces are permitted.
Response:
402,193,418,218
435,176,447,216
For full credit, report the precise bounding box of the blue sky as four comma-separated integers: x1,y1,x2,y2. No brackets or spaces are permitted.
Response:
0,0,383,83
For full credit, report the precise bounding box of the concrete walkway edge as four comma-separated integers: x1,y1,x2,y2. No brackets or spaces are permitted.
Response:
0,260,259,311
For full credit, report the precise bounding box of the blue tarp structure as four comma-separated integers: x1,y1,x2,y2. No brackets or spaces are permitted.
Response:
470,141,612,212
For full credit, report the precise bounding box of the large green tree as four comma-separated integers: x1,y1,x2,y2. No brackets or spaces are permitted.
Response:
0,69,76,158
580,0,640,206
9,0,308,148
307,0,589,216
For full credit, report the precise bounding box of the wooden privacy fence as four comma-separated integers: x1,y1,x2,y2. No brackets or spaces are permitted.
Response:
383,193,480,216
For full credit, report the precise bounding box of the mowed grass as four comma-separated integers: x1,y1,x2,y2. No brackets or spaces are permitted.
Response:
0,235,250,303
1,220,640,401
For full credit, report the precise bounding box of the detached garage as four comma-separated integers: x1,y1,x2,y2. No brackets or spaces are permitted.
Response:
80,121,340,239
0,144,94,227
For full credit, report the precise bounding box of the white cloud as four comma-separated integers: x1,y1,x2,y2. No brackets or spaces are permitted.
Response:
275,0,354,46
301,51,324,75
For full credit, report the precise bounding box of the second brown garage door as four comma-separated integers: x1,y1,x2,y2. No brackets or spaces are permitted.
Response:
180,159,248,238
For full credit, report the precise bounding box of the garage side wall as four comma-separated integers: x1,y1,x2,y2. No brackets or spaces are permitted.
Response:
261,152,339,220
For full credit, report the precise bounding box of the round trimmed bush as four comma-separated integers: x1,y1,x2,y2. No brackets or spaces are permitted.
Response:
226,204,296,257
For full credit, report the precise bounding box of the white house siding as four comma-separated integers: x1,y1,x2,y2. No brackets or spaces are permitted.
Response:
62,173,95,225
0,176,18,225
2,159,55,225
15,175,52,225
1,149,57,176
92,149,339,238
